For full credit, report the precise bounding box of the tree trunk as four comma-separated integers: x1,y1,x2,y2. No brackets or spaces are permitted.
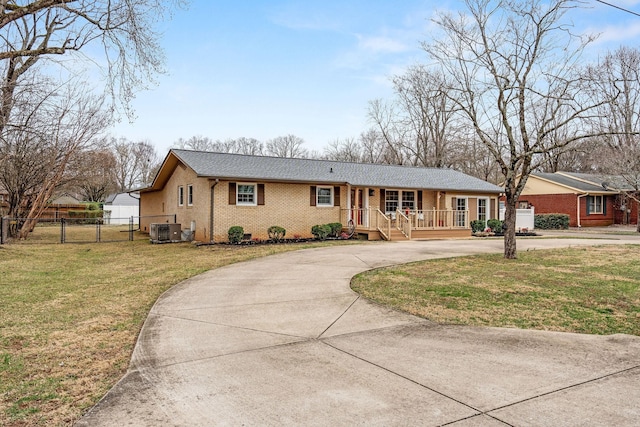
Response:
503,196,518,259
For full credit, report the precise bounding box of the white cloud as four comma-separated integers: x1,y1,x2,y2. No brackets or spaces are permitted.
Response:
356,35,409,53
590,21,640,45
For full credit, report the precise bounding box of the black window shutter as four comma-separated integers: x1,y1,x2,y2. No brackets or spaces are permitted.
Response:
380,189,385,211
310,186,316,206
334,186,340,206
602,196,606,215
257,184,265,205
586,196,591,215
229,183,236,205
417,190,423,210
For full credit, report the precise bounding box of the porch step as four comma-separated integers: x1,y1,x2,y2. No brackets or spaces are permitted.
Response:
388,229,409,241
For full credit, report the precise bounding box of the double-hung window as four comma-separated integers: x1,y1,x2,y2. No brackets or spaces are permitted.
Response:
455,197,468,227
316,186,333,206
477,198,488,223
385,190,399,214
187,184,193,206
587,195,604,214
401,191,415,211
178,186,184,206
237,183,257,205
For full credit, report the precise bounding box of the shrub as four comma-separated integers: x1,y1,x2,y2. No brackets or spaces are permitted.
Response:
228,226,244,244
267,225,286,242
311,224,331,240
470,220,486,233
535,214,569,230
327,222,343,237
487,218,503,233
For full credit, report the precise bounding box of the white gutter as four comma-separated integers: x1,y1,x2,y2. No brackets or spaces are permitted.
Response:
577,193,589,228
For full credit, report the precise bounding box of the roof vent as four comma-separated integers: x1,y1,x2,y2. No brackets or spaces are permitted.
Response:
601,182,609,190
330,167,333,173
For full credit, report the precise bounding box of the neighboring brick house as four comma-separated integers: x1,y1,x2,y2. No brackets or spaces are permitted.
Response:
519,172,639,227
140,149,503,242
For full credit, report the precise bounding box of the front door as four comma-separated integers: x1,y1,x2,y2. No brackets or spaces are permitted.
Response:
456,198,467,227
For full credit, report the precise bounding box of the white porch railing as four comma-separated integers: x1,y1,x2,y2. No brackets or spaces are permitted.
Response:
342,208,470,235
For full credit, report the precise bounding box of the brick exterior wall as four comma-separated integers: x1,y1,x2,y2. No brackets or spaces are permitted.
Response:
213,181,343,242
519,193,617,227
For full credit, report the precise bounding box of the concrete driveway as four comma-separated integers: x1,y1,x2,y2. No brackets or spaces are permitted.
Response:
77,235,640,426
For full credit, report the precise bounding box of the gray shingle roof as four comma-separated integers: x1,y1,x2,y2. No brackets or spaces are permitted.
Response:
561,172,637,191
171,149,503,193
533,172,630,193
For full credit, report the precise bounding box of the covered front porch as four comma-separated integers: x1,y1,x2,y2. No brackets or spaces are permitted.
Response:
341,207,471,240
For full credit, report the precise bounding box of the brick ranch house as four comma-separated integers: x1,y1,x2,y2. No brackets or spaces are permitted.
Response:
139,149,503,242
519,172,639,227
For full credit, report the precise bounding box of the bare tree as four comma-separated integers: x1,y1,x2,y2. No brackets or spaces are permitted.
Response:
323,137,363,162
265,134,308,158
367,99,407,165
213,137,264,155
357,128,391,164
0,0,186,130
589,46,640,231
67,147,117,202
174,136,216,151
112,138,159,191
0,79,111,238
426,0,604,258
391,66,461,167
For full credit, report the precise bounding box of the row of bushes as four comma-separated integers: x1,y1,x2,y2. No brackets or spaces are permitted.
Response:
228,223,347,243
228,225,288,244
534,214,569,229
471,214,569,232
470,219,503,233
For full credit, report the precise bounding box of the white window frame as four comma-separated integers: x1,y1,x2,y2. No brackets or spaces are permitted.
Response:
385,190,399,215
237,182,257,206
178,185,184,207
401,190,416,211
455,197,468,227
588,195,603,214
316,186,333,207
477,197,489,223
187,184,193,206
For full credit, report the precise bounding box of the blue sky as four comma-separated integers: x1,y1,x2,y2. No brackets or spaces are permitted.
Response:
110,0,640,155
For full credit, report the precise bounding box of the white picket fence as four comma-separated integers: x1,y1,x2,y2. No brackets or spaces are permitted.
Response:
499,207,535,231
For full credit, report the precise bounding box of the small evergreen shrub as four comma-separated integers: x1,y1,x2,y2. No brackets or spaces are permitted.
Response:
487,219,503,233
311,224,331,240
470,220,486,233
228,226,244,244
327,222,343,237
535,214,569,230
267,225,286,242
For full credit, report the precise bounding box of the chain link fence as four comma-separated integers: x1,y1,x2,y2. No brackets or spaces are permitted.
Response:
0,215,176,244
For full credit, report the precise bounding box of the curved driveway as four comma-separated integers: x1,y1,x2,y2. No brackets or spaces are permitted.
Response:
78,235,640,426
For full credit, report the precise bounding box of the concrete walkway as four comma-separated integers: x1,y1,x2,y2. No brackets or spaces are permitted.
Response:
77,235,640,426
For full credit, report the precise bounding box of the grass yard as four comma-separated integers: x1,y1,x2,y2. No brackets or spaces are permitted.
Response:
352,245,640,336
0,232,355,427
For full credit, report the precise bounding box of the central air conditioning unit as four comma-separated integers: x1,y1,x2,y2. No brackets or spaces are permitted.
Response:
150,223,182,243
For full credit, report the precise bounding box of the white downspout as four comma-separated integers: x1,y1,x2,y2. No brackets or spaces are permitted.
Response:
577,193,589,228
